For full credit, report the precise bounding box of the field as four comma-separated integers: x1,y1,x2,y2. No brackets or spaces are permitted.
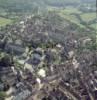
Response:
60,7,82,15
0,17,12,26
0,3,96,30
58,11,85,28
49,7,96,30
80,13,96,22
90,23,96,29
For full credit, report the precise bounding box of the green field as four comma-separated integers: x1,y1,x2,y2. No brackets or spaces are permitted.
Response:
59,13,85,28
0,91,7,99
90,23,97,29
58,8,84,28
80,13,96,22
51,7,96,30
61,7,82,15
0,17,12,26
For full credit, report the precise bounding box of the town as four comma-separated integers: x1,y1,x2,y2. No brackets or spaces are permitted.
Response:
0,13,96,100
0,0,96,100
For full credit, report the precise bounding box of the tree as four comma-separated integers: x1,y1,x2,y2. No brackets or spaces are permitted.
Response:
0,54,12,67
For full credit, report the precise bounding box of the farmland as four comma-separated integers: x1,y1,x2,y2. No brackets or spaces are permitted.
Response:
80,13,96,22
0,17,12,26
48,6,96,30
0,0,96,30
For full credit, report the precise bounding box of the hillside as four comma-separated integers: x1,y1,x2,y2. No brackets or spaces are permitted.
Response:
0,13,97,100
0,0,96,100
0,0,96,31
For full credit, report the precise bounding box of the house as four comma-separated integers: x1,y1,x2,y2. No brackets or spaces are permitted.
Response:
38,69,46,78
0,83,4,91
5,43,25,56
0,41,5,49
0,66,17,86
26,50,43,66
13,89,31,100
44,50,55,64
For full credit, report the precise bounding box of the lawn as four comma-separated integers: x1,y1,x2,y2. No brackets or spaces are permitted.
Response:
80,13,96,22
90,23,97,30
59,12,85,28
0,17,12,26
47,6,96,30
0,91,7,99
60,7,82,15
58,8,96,29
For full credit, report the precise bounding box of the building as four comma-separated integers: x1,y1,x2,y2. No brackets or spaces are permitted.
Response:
13,89,31,100
0,66,17,87
26,50,43,66
5,43,25,56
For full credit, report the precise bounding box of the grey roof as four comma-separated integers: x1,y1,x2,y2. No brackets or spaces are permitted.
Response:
5,43,25,55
